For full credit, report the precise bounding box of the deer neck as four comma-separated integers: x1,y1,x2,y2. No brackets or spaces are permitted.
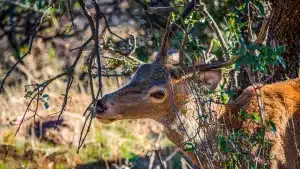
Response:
159,102,226,144
157,100,240,168
156,80,241,159
158,106,201,148
157,100,239,152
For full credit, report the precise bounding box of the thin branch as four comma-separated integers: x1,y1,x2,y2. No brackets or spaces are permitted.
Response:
197,2,229,60
88,51,96,100
153,149,180,169
55,36,93,128
96,7,126,42
54,75,73,129
103,34,143,65
179,32,188,63
155,149,167,169
14,92,39,137
12,35,92,137
67,0,75,28
77,0,96,36
77,111,93,152
93,0,103,97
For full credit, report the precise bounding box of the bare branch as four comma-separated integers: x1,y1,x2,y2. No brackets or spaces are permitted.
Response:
197,2,229,60
95,6,126,42
155,149,167,169
67,0,75,28
93,0,103,98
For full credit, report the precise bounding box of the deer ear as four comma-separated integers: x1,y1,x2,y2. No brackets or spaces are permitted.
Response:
169,68,222,90
198,70,222,90
154,14,172,64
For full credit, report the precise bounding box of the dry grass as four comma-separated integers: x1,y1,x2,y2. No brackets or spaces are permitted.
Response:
0,79,182,169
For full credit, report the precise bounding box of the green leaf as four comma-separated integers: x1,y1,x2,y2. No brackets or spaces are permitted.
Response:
74,2,81,9
235,56,244,69
258,126,266,138
25,91,33,98
238,37,247,50
50,7,57,14
44,102,50,109
269,120,277,134
237,3,247,11
275,46,285,54
42,94,50,98
218,136,229,153
240,110,251,119
248,43,261,50
220,92,230,104
48,47,56,59
245,53,256,65
250,160,257,169
183,142,196,152
199,114,208,120
254,1,265,16
251,113,262,123
136,46,148,62
278,57,287,69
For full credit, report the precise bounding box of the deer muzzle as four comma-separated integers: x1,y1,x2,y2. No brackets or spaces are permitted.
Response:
95,96,123,124
96,99,107,113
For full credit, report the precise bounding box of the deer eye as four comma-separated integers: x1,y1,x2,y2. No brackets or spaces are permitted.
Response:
150,91,165,99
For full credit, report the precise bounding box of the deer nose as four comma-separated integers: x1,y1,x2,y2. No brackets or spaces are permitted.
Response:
96,99,107,114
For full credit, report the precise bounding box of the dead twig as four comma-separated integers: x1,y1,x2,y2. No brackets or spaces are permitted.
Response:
197,2,229,60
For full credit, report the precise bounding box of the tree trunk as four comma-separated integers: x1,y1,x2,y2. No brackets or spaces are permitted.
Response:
267,0,300,82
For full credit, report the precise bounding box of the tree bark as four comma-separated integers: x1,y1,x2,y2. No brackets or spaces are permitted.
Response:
267,0,300,82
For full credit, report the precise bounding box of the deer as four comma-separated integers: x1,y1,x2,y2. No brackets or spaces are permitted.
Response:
94,2,300,169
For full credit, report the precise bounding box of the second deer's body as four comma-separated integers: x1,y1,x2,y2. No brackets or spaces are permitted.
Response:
161,77,300,168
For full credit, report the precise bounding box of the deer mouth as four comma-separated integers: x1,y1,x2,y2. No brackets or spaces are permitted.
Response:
95,115,122,124
96,117,115,124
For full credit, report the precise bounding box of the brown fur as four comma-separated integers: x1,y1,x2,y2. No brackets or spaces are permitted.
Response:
230,78,300,169
175,77,300,168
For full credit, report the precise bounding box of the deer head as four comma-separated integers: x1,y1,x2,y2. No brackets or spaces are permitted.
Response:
95,1,232,124
95,61,224,124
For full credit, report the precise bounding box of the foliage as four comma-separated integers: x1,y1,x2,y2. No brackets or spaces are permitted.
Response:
218,110,276,168
157,0,285,168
